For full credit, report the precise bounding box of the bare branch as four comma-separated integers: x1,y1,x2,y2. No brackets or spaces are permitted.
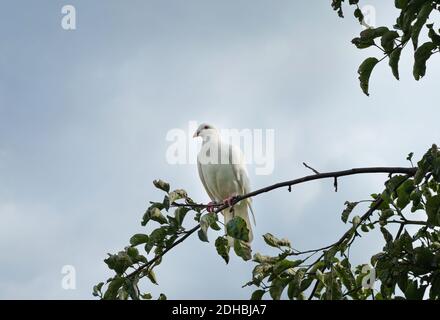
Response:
303,162,320,174
231,167,416,207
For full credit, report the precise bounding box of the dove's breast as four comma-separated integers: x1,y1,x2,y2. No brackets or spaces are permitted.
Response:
199,162,241,201
198,140,245,201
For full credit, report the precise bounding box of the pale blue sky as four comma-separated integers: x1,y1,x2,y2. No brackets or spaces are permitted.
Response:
0,1,439,299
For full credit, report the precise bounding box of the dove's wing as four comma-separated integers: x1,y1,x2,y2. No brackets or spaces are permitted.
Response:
197,158,216,202
228,144,256,225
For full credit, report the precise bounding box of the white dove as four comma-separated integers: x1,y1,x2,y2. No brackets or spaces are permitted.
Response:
193,123,255,246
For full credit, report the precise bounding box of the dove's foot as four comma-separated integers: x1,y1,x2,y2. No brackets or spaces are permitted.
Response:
223,196,237,207
206,201,216,213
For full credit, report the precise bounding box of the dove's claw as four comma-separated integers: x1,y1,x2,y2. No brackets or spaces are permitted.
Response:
223,196,237,207
206,201,216,213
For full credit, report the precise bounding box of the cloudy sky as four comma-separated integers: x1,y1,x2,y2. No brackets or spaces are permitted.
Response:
0,0,439,299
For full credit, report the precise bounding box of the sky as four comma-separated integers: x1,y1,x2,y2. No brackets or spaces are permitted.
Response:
0,0,439,299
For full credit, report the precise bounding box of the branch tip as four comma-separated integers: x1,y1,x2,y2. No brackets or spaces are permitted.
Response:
303,162,320,175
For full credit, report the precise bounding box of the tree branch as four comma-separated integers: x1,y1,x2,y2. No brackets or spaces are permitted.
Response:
129,166,417,280
174,167,416,210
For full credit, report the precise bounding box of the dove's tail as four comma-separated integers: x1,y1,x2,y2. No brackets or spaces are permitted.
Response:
223,200,253,247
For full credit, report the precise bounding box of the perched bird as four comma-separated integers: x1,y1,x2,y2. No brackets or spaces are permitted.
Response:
193,123,255,246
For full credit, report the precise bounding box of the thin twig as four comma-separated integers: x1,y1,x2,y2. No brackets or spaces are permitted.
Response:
303,162,320,174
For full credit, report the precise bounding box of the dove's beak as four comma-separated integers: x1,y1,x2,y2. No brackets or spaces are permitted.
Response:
193,131,198,138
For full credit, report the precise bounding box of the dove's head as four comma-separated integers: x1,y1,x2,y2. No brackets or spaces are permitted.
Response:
193,123,218,140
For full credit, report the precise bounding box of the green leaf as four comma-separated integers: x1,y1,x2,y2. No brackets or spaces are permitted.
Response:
129,234,149,246
162,195,170,211
426,195,440,226
145,269,158,285
197,229,209,242
92,282,104,297
149,227,167,245
104,252,133,275
381,31,399,52
252,263,273,285
149,208,168,225
324,246,338,266
352,37,375,49
353,8,363,23
226,216,250,242
380,227,393,243
287,271,304,300
414,246,435,271
396,179,415,209
413,42,436,80
371,252,385,266
141,202,167,226
205,213,221,230
358,57,379,96
215,236,230,264
174,207,190,226
141,293,152,300
153,179,170,193
341,201,359,223
405,280,426,300
395,0,408,10
427,24,440,46
251,289,265,300
397,273,409,293
373,27,391,38
262,233,291,248
432,155,440,183
118,288,129,300
315,269,325,283
360,223,369,232
127,247,139,258
125,277,140,300
198,213,219,242
253,253,278,264
168,189,188,204
233,239,252,261
359,27,381,40
103,277,125,300
158,293,167,300
199,214,211,242
430,274,440,299
269,277,287,300
400,230,413,252
411,2,434,49
210,220,221,231
332,0,345,18
385,175,407,193
300,277,314,292
273,260,302,275
352,27,390,49
334,264,356,295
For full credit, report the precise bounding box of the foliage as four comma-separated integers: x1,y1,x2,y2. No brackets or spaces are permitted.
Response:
332,0,440,95
94,180,251,299
246,145,440,300
95,145,440,300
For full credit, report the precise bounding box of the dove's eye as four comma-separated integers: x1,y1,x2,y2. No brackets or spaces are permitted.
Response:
204,125,209,129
